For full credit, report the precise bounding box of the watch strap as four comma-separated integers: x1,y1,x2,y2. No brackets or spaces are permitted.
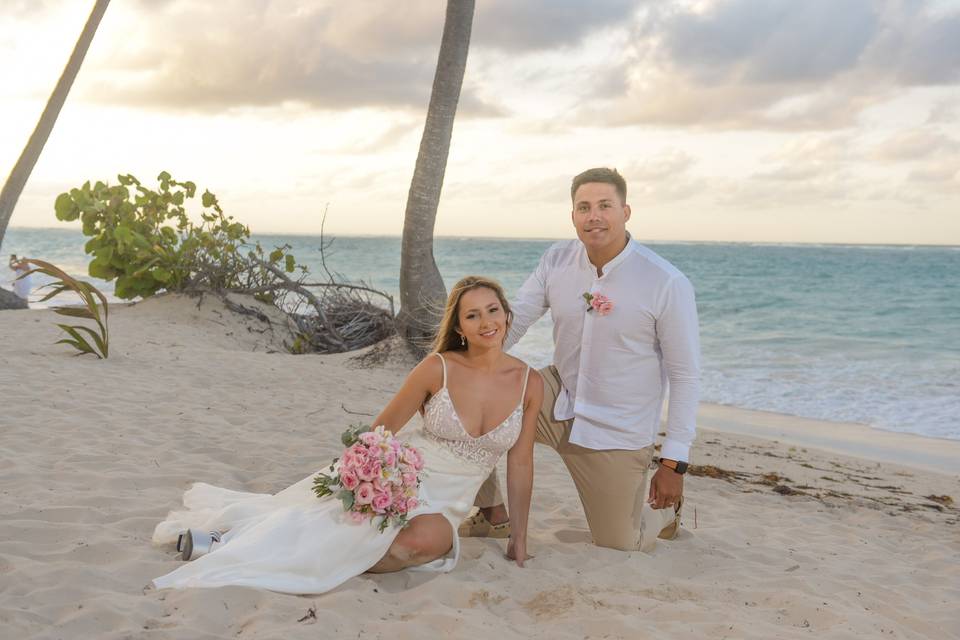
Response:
658,457,689,474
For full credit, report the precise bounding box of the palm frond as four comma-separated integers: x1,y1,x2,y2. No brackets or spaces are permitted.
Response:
23,258,110,359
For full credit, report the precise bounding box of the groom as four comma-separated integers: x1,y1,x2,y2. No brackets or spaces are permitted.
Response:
462,167,700,551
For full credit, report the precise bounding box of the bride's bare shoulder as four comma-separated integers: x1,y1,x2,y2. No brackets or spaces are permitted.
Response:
407,353,445,389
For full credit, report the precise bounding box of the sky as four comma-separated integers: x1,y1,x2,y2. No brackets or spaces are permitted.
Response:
1,0,959,244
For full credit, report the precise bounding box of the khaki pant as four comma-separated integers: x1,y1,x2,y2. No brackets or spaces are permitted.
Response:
475,365,676,551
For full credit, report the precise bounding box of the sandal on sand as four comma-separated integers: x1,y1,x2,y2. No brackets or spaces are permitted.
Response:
457,509,511,538
176,529,222,561
658,497,683,540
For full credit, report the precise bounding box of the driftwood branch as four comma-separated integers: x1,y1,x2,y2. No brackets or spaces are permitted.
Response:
181,206,395,354
250,256,348,349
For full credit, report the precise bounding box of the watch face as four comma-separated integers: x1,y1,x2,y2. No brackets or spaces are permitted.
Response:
676,461,689,474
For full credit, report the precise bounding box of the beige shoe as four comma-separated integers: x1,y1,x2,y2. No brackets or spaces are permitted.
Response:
658,497,683,540
457,509,511,538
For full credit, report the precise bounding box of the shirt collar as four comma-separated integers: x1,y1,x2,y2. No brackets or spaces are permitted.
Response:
580,232,634,277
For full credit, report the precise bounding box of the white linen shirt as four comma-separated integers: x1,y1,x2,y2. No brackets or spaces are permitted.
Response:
505,238,700,462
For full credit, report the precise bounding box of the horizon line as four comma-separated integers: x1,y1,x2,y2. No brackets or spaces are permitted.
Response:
7,225,960,249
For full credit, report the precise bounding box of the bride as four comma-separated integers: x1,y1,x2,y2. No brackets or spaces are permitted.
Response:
151,276,543,594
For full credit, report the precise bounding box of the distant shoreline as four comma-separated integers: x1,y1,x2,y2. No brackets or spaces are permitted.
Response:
8,225,959,249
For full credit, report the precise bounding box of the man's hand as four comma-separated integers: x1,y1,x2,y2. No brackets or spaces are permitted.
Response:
506,537,532,567
648,464,684,510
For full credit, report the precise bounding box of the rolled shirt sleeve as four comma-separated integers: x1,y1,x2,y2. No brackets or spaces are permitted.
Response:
504,254,549,351
656,274,701,463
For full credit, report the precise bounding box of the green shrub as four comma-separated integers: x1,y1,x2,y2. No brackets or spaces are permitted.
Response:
54,172,295,299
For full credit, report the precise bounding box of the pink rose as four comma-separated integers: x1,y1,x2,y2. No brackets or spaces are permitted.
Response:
359,431,382,447
392,490,408,514
357,459,382,482
590,294,613,315
405,497,419,512
340,470,359,490
371,491,392,513
401,472,418,488
355,482,375,505
349,443,369,462
402,447,424,471
347,510,367,524
383,449,398,467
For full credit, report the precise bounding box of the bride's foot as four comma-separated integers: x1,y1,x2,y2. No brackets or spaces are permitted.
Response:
177,530,222,561
457,505,510,538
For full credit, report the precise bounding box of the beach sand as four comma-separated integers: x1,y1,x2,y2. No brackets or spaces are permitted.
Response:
1,294,958,639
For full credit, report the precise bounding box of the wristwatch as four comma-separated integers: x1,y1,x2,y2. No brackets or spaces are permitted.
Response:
658,458,689,474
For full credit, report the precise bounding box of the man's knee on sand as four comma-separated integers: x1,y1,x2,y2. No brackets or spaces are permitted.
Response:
589,525,641,552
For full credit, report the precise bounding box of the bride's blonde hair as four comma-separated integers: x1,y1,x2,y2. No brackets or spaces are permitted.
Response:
431,276,513,354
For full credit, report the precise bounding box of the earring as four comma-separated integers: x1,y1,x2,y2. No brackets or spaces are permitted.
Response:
460,334,466,347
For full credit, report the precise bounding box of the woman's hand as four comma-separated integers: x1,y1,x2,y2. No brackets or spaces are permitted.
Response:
506,536,531,567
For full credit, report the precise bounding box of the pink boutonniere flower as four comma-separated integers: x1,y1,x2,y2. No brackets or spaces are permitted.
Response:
582,292,614,316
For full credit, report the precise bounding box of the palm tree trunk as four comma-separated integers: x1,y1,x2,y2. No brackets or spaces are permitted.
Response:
0,0,110,252
396,0,475,355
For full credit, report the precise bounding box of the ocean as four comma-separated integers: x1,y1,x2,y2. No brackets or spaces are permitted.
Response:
4,227,959,441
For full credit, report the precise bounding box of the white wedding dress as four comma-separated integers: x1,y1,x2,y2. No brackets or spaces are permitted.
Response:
152,354,530,594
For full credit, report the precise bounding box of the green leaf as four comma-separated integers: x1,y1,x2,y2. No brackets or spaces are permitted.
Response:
71,324,108,358
89,259,118,280
284,254,295,273
37,284,69,303
55,193,78,221
269,248,283,263
201,190,216,208
55,324,101,358
337,490,355,511
55,337,89,353
114,226,132,244
54,307,95,320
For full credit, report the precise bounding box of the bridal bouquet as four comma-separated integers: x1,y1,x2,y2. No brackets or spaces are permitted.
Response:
312,425,425,532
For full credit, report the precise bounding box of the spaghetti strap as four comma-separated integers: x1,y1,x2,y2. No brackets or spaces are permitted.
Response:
434,352,448,388
518,365,531,404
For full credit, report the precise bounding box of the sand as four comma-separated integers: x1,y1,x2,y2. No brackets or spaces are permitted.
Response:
1,294,958,639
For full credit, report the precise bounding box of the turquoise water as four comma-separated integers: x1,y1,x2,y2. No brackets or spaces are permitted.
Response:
5,227,959,440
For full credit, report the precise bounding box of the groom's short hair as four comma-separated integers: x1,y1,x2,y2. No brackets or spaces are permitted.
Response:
571,168,627,204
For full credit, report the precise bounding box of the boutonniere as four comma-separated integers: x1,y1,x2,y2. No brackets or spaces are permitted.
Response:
582,292,614,316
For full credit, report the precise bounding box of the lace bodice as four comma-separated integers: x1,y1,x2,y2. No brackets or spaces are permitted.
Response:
421,354,530,472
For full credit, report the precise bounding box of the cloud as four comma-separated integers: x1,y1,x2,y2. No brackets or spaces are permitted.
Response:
873,129,960,162
753,135,855,181
908,162,959,185
657,0,878,85
875,128,960,190
4,0,60,17
74,0,637,115
82,2,448,112
590,0,960,130
927,99,960,124
873,7,960,85
473,0,637,51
